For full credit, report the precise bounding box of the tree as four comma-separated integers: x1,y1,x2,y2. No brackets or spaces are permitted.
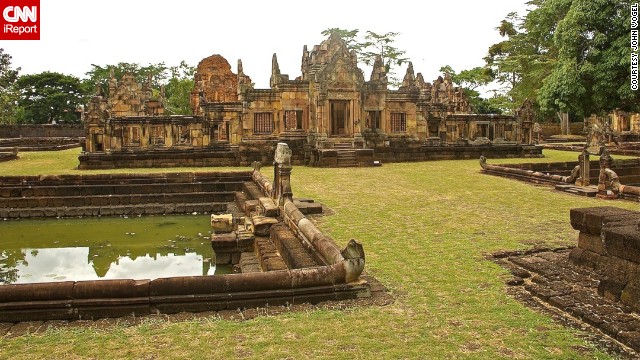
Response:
15,72,90,124
84,62,168,97
439,65,502,114
538,0,638,117
485,0,636,120
164,61,195,115
83,61,195,115
358,31,409,85
321,28,409,86
321,28,363,52
0,48,20,124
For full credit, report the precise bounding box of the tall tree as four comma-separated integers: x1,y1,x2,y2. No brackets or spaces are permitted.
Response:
538,0,638,117
358,31,409,85
0,48,20,124
485,0,635,120
15,72,90,124
164,61,196,115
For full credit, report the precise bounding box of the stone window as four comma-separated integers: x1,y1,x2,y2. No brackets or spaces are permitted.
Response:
494,123,505,139
150,125,165,146
124,126,141,146
254,112,274,134
366,111,381,130
477,123,489,138
176,125,190,144
622,117,631,131
284,110,303,130
92,134,103,152
390,112,406,132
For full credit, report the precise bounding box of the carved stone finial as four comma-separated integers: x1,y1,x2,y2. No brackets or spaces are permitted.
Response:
479,155,488,170
402,62,415,88
341,239,365,283
274,142,292,165
270,53,281,88
369,55,387,84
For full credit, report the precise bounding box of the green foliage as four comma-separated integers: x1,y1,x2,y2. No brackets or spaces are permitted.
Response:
84,61,195,115
538,0,637,116
84,62,168,97
321,28,363,52
359,31,409,86
439,65,501,114
485,0,637,119
15,72,90,124
0,48,20,124
164,61,195,115
321,28,409,87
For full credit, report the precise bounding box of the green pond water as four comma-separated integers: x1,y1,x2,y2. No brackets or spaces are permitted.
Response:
0,215,231,285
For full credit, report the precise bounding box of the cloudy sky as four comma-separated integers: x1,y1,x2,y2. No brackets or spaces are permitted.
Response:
2,0,530,89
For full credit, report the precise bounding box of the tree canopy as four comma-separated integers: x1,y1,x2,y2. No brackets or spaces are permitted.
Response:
0,49,20,124
484,0,637,120
15,72,90,124
84,61,195,115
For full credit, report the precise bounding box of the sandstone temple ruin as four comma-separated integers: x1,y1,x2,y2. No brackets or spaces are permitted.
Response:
80,34,541,169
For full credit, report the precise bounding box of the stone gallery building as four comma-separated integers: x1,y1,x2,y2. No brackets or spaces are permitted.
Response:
80,34,540,169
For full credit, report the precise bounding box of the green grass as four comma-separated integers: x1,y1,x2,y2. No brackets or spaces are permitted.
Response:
1,148,638,359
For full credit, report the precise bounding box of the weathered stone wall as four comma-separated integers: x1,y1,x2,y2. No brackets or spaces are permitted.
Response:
0,124,84,138
539,123,584,138
369,143,543,163
0,171,251,219
569,207,640,311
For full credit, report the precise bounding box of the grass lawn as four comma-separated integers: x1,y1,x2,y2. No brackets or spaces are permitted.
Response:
0,148,638,359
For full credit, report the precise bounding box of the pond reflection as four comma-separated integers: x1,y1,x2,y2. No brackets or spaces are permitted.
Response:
0,215,227,284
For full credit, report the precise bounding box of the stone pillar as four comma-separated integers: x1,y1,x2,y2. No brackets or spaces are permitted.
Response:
273,142,293,206
576,150,590,187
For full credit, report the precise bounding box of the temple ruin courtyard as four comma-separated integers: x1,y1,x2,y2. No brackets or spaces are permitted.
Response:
1,148,639,359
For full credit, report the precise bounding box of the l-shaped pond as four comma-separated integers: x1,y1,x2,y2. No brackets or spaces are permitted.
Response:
0,215,231,284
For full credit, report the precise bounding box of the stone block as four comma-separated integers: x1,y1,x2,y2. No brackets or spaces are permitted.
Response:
211,213,234,233
250,215,279,236
597,279,625,302
621,283,640,312
603,225,640,263
577,232,606,255
570,207,637,235
258,197,279,217
244,200,260,215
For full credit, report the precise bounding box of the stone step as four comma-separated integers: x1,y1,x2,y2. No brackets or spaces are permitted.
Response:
239,252,261,273
242,181,264,200
0,182,244,198
0,202,228,219
254,236,288,271
270,223,318,269
0,191,236,208
334,143,353,149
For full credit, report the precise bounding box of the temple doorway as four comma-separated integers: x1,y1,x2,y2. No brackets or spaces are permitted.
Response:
330,101,349,136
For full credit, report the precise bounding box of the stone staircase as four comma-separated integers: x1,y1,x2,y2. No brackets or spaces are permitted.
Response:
334,142,358,167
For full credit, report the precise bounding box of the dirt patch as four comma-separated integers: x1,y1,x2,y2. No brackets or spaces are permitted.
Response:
493,247,640,359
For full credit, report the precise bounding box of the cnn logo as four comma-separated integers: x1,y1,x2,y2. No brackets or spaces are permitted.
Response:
0,0,39,40
3,6,37,22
